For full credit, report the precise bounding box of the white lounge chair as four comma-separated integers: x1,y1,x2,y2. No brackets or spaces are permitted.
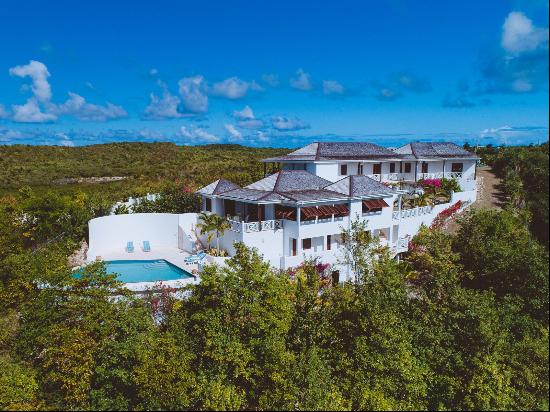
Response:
184,250,206,264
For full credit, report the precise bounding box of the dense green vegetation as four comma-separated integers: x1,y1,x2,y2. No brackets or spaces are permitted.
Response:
476,142,549,246
0,143,286,201
0,142,548,410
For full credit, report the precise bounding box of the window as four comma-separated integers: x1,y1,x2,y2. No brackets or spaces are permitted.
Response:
291,238,297,256
404,162,412,173
340,164,348,175
390,163,396,173
205,197,212,212
451,163,463,173
302,238,312,250
327,235,332,250
331,270,340,285
422,162,429,173
373,163,382,175
357,163,363,175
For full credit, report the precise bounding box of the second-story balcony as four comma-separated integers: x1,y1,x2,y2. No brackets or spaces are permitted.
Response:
228,218,283,233
367,171,474,182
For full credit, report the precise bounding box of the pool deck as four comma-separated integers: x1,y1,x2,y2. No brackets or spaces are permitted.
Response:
86,247,201,292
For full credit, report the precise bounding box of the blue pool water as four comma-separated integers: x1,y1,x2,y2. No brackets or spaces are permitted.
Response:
103,260,194,283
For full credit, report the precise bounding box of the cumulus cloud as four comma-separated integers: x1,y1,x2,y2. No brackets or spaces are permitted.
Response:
210,77,263,99
143,87,183,120
373,84,402,101
290,68,313,91
479,125,549,145
475,11,548,94
231,105,263,129
54,92,127,121
501,11,549,54
323,80,345,95
0,104,9,119
178,76,208,113
11,98,57,123
9,60,52,102
179,125,220,144
6,60,127,123
237,119,264,129
232,105,255,120
271,116,309,131
262,73,280,87
224,124,243,141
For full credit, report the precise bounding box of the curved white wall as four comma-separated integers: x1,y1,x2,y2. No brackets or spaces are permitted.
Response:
88,213,180,258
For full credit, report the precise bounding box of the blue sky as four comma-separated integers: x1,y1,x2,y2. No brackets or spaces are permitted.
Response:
0,0,548,147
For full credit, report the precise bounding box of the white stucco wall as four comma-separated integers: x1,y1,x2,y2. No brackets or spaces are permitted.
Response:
88,213,181,259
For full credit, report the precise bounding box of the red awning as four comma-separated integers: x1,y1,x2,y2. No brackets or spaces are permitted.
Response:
301,206,321,219
333,204,350,216
362,199,389,210
317,205,336,218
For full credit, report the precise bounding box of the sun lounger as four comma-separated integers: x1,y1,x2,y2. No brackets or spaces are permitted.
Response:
184,250,206,264
142,240,151,252
126,241,134,253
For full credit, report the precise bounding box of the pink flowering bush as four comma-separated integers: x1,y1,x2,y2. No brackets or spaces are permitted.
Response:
419,178,442,188
430,200,463,229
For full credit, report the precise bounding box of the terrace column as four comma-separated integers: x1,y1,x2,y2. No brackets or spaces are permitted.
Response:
296,206,302,256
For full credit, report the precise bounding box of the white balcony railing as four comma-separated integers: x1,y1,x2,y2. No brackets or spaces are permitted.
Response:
366,173,407,182
228,219,283,233
391,237,409,254
392,205,434,220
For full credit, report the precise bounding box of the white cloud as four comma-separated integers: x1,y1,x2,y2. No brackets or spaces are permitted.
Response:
255,130,270,142
262,73,280,87
224,124,243,141
11,98,57,123
511,78,533,92
143,88,183,120
232,105,255,120
9,60,52,102
55,92,127,121
0,104,9,119
178,76,208,113
211,77,263,99
323,80,345,95
501,11,549,54
6,60,127,123
290,68,313,91
271,116,309,131
479,125,548,145
238,119,264,129
179,126,220,144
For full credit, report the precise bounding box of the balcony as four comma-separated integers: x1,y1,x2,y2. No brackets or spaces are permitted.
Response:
228,219,283,233
417,172,474,180
366,173,400,182
392,205,434,220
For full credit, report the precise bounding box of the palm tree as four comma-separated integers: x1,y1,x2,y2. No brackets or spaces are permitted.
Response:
196,212,230,254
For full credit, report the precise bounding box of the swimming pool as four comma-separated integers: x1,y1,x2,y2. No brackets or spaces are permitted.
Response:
103,259,194,283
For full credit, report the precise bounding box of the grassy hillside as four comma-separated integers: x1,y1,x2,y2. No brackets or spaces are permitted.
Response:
0,142,288,196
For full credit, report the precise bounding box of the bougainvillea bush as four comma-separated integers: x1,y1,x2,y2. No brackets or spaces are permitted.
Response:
430,200,463,229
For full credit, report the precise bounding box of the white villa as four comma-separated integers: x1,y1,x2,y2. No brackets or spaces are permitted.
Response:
194,141,479,280
87,141,479,286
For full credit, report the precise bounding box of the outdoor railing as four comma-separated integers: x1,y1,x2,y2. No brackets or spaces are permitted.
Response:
392,205,434,220
228,219,283,233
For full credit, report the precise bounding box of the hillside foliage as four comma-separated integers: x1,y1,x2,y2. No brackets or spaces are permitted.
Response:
0,142,548,410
